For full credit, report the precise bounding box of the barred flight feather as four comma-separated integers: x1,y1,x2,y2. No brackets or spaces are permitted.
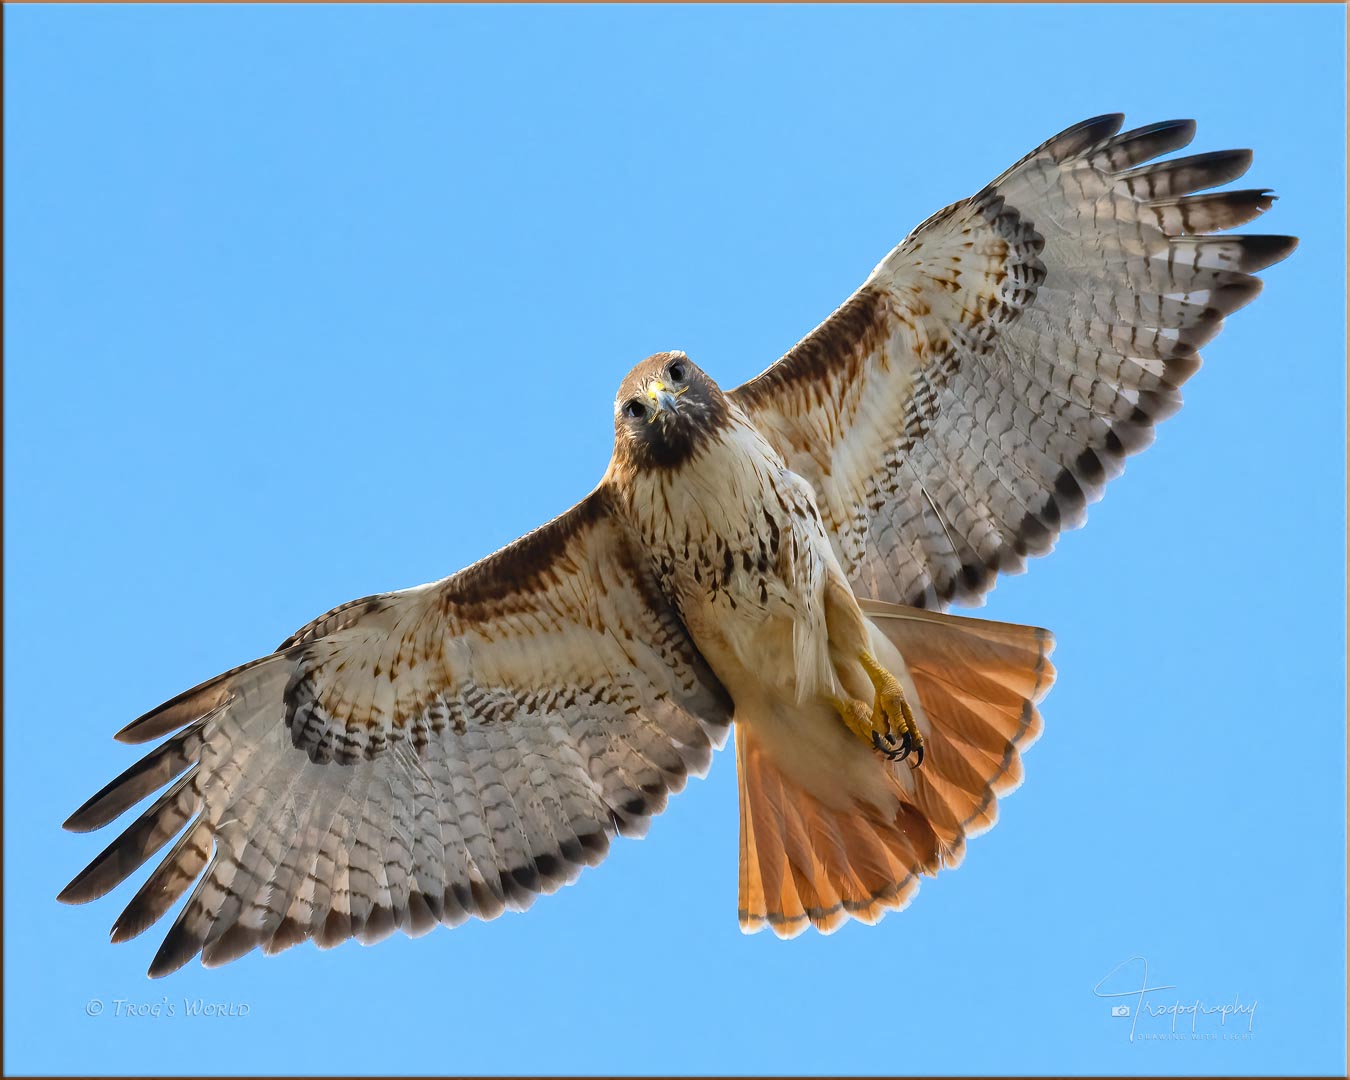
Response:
733,113,1296,610
61,489,732,976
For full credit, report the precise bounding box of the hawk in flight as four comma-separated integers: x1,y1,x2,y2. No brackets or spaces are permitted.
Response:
61,115,1295,975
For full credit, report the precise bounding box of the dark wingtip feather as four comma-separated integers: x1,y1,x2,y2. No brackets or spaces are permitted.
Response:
62,808,109,834
991,114,1127,184
111,913,151,945
147,928,202,979
201,923,264,970
1100,119,1197,168
116,689,216,745
1204,188,1277,226
56,768,198,905
262,916,310,956
1078,112,1126,132
57,862,105,905
1236,234,1298,271
109,820,210,944
1050,113,1126,160
1155,117,1197,141
116,693,208,745
1209,276,1269,318
63,806,95,834
110,917,145,945
56,879,86,906
1211,278,1265,316
64,725,200,832
1199,147,1254,177
115,655,275,744
1117,149,1255,203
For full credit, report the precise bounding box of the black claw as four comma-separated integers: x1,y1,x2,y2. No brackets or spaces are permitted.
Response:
874,726,923,765
873,732,902,761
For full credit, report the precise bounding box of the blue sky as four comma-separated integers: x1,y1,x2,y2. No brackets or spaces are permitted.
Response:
5,4,1345,1076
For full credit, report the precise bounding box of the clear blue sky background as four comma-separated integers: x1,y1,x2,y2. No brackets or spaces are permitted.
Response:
5,5,1345,1076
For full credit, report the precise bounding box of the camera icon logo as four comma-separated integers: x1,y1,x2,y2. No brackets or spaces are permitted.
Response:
1110,1005,1131,1018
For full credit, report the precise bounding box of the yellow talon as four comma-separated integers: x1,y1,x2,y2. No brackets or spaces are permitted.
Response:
855,652,925,767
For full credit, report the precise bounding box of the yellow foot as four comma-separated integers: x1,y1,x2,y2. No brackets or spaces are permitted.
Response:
828,695,875,746
858,652,925,767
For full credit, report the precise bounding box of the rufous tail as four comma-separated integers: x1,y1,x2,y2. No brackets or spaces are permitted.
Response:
737,601,1055,936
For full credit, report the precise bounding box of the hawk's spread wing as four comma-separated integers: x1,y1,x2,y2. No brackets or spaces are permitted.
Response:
732,115,1296,608
59,489,732,976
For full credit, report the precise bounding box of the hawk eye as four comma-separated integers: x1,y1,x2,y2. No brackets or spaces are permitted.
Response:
668,363,685,382
624,399,645,419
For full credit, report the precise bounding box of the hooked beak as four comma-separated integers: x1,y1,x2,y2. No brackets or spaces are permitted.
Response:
645,379,679,418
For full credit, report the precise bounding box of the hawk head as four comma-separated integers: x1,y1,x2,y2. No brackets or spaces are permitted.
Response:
612,351,730,470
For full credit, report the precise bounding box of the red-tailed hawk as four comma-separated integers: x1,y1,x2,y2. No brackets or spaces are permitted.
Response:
60,114,1295,975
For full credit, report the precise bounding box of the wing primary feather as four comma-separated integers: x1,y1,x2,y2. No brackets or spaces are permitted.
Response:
64,720,205,832
115,657,276,744
1085,118,1196,171
110,817,211,944
58,766,200,905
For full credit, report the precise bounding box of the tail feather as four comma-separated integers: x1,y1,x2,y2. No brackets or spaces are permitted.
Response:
833,813,916,922
737,603,1054,937
738,731,809,934
782,795,844,933
737,724,937,937
880,603,1052,837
